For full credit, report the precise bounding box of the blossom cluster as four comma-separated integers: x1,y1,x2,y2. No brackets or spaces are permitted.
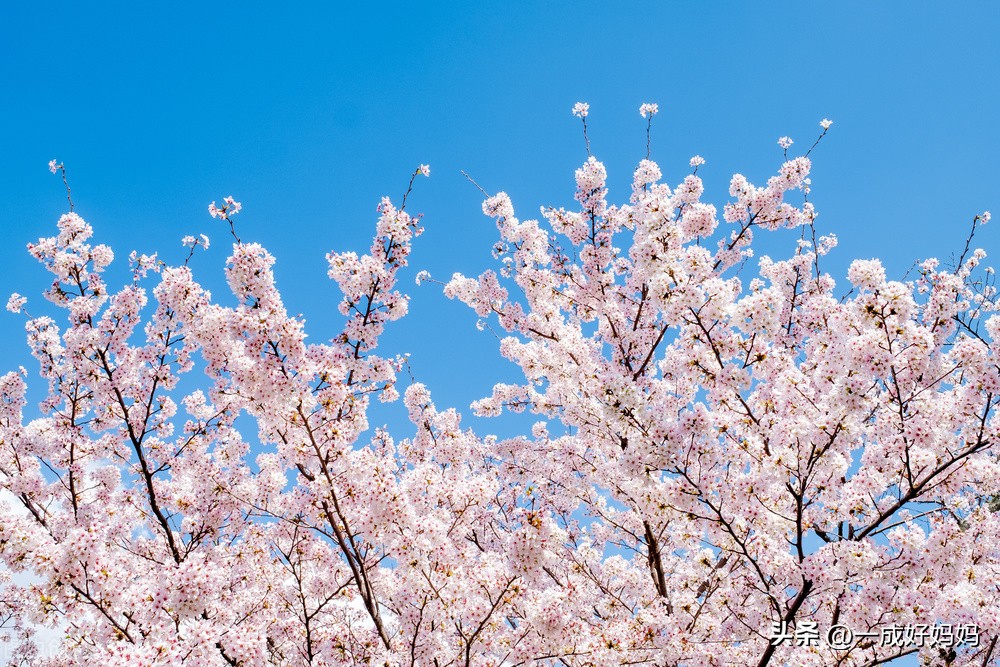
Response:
2,113,999,667
208,196,241,220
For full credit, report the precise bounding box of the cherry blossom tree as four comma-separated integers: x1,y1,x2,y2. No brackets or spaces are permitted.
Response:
1,106,998,667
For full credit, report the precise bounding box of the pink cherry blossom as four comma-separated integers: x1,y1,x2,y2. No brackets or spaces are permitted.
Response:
3,108,998,667
5,293,26,313
639,102,659,118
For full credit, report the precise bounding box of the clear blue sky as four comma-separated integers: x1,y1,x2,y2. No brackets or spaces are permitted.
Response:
1,4,998,664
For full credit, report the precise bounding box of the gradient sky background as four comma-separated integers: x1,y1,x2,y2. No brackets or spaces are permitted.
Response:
2,3,999,664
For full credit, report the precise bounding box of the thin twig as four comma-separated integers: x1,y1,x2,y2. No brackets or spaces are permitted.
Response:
460,170,490,198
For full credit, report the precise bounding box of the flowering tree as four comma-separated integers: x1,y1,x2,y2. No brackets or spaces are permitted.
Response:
1,108,998,667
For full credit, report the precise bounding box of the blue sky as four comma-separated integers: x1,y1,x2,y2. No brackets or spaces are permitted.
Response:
2,3,998,664
2,3,999,416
